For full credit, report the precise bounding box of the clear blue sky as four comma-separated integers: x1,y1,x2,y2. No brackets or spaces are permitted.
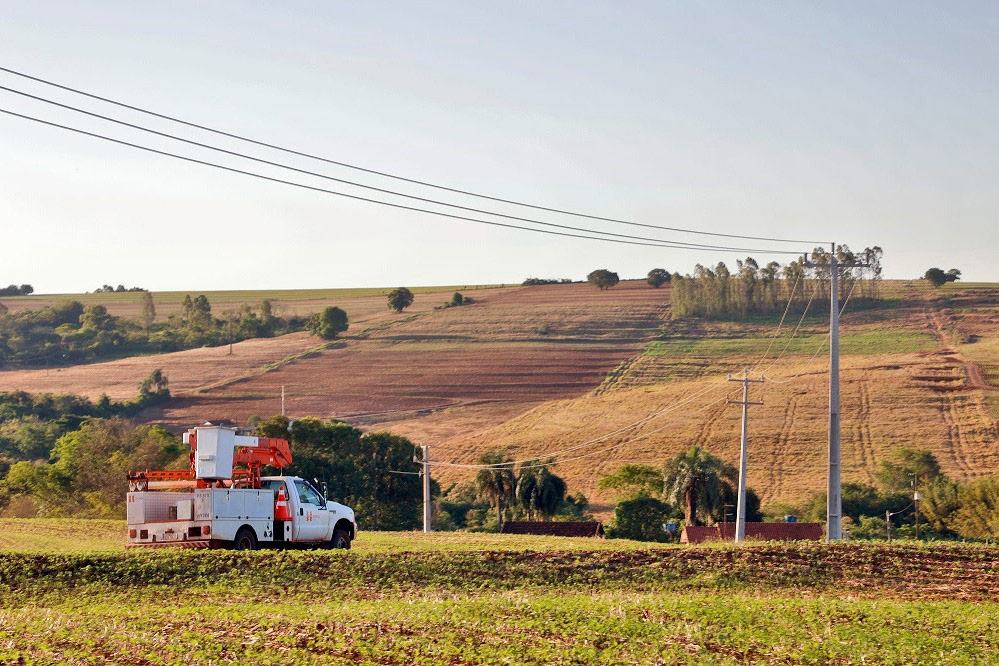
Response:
1,1,996,292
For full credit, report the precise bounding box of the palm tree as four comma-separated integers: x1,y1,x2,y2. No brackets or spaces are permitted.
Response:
663,446,736,526
475,451,516,526
516,461,567,521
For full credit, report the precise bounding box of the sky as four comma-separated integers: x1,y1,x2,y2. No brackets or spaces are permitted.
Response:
1,1,997,293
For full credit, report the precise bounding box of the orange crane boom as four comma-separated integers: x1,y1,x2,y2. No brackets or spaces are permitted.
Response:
127,427,292,491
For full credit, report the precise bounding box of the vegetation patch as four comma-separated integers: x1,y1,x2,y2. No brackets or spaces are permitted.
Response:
644,329,936,358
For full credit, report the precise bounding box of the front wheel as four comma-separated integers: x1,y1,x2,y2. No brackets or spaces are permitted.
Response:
330,528,351,549
233,526,258,551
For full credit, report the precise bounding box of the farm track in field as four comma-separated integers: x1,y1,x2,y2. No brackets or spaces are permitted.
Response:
767,392,801,501
854,381,876,484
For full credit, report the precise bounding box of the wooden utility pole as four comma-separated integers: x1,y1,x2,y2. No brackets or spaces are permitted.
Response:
728,368,763,542
804,243,869,542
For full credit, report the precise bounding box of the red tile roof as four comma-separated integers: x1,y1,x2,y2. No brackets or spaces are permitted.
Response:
681,522,823,544
500,521,605,537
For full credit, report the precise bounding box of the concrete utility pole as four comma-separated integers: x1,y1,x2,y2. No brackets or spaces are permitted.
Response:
281,385,286,417
728,368,764,542
415,445,432,532
804,243,869,543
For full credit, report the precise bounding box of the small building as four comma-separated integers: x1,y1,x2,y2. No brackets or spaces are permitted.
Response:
500,521,605,538
681,521,822,544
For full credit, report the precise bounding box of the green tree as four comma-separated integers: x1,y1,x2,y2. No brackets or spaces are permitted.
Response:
449,292,464,306
181,294,194,321
876,448,942,493
607,497,677,542
137,369,169,401
950,478,999,539
2,419,184,517
475,451,515,526
515,461,567,520
587,269,620,290
924,268,948,287
646,268,671,288
140,292,156,328
190,295,212,327
81,304,115,331
387,287,414,313
920,477,961,535
598,464,663,501
307,306,349,340
662,446,735,526
255,416,422,530
798,482,908,524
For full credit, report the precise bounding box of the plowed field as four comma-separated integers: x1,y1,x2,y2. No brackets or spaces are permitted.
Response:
2,279,997,511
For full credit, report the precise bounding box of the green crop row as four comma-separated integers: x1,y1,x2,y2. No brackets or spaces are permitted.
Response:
3,541,999,601
2,591,997,664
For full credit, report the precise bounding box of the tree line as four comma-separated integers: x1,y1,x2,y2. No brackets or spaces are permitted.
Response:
598,444,999,542
432,450,590,531
0,284,33,297
670,246,885,318
0,295,308,367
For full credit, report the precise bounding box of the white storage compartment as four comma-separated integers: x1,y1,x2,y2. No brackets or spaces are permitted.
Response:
203,488,274,520
176,499,194,521
195,427,236,479
126,491,195,524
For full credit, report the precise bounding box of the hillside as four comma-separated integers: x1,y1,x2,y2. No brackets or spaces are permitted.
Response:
1,278,997,513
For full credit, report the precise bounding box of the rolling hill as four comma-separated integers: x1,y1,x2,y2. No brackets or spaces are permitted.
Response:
1,278,996,515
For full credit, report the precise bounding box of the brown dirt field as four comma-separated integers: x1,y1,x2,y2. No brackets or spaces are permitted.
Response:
4,278,998,515
145,280,669,430
0,285,522,400
433,350,999,515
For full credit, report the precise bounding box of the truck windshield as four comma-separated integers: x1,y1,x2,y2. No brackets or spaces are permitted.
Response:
294,479,323,506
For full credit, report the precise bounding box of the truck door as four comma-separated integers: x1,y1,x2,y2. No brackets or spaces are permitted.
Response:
291,479,329,542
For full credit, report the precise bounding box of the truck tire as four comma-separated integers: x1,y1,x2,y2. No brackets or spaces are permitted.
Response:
330,528,351,549
233,526,258,551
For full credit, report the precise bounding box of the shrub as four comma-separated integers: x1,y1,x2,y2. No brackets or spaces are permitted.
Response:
607,497,678,542
307,306,349,340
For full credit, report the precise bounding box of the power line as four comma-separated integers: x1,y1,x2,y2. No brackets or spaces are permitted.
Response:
749,274,801,373
764,278,858,384
0,84,802,255
429,272,812,470
0,65,824,245
0,107,807,255
0,107,788,254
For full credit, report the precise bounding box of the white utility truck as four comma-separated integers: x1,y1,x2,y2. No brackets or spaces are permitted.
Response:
126,425,356,550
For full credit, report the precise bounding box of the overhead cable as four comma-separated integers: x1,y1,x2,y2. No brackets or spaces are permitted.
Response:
0,65,824,245
0,108,811,254
0,85,802,255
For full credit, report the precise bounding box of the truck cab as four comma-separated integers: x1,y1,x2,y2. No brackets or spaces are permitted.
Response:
261,476,356,547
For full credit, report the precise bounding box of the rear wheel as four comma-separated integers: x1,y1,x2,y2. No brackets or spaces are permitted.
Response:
330,528,351,549
233,527,258,551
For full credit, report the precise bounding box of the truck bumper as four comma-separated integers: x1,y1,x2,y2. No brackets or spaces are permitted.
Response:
126,539,214,549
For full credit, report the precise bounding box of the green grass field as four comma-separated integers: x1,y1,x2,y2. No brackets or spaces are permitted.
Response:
2,284,513,306
645,329,936,359
2,520,999,663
